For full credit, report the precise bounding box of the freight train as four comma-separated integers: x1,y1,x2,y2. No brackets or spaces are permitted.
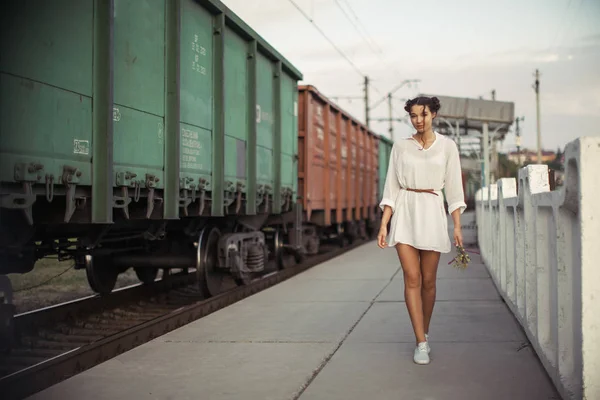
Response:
0,0,394,302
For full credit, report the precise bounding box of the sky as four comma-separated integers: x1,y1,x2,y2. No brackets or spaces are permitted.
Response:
221,0,600,154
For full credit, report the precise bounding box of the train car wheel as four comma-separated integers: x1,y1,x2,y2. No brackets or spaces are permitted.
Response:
196,225,226,297
274,228,296,269
336,224,348,247
85,255,118,295
134,267,158,285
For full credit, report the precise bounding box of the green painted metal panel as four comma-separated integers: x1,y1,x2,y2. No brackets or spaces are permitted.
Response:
0,75,93,185
180,0,213,131
112,0,166,198
281,154,294,187
113,0,165,116
280,75,296,189
224,27,248,142
0,0,303,226
223,26,248,195
0,0,93,96
257,146,273,185
256,54,274,188
256,55,274,150
178,0,216,216
272,62,282,214
281,76,296,156
196,0,302,82
112,106,164,173
245,40,258,215
224,135,246,182
0,0,94,188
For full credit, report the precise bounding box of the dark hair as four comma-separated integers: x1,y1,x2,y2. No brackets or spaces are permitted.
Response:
404,96,441,114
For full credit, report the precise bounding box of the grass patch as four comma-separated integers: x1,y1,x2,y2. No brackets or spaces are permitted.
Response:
8,258,143,314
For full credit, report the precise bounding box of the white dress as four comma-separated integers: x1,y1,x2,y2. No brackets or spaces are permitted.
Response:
379,132,466,253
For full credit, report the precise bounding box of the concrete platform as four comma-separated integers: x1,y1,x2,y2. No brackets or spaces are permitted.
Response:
29,242,560,400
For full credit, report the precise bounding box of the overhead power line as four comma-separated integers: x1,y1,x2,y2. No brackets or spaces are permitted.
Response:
286,0,365,77
333,0,382,57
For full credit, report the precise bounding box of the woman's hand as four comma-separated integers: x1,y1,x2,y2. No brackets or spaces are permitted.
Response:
453,227,463,248
377,226,388,249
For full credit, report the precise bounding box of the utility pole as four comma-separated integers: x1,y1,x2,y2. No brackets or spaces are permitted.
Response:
387,93,393,141
515,116,524,167
533,69,542,164
364,76,370,128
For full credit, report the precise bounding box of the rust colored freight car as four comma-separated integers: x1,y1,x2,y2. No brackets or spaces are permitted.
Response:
297,85,380,244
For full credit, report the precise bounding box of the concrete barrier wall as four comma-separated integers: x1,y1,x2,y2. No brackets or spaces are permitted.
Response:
475,137,600,400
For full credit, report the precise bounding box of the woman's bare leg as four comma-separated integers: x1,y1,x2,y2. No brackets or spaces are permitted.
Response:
395,243,426,345
420,250,441,336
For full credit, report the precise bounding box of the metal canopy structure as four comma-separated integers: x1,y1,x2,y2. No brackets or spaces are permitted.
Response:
418,93,516,189
419,93,515,140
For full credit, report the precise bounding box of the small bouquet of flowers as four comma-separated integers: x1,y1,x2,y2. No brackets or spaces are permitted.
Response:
449,245,471,270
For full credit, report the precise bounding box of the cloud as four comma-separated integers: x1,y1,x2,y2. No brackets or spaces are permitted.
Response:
578,33,600,44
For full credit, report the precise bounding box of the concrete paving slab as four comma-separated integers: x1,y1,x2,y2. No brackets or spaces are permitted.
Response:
29,340,336,400
346,301,526,343
249,276,392,303
377,277,501,302
161,300,371,343
297,243,400,280
298,342,560,400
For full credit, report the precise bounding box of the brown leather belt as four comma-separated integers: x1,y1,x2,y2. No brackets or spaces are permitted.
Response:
403,187,439,196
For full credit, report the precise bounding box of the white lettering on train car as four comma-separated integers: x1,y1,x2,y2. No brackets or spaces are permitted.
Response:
181,128,204,170
192,34,207,75
73,139,90,155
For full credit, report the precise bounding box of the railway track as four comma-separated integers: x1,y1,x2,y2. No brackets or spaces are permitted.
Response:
0,239,369,400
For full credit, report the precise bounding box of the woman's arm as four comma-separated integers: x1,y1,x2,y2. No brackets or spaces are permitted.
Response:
380,205,393,228
444,140,467,247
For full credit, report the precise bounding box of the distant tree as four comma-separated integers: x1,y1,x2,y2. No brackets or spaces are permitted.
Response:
546,147,563,172
497,153,520,179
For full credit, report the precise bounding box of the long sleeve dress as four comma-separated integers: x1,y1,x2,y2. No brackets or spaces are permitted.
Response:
379,132,466,253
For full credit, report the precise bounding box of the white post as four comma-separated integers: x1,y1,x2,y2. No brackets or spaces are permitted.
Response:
482,122,489,188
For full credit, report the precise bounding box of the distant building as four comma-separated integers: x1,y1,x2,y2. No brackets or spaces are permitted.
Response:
507,149,556,165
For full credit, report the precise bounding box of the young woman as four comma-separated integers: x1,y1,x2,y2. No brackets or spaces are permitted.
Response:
377,96,466,365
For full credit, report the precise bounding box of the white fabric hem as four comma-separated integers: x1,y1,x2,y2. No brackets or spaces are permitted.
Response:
385,239,451,254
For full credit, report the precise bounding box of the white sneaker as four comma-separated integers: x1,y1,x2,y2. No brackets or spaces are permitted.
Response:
425,333,430,353
413,342,430,365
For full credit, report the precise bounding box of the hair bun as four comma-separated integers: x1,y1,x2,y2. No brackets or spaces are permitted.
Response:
403,96,441,114
430,97,441,112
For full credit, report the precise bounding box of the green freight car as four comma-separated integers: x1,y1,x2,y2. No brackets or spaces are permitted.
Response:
378,135,394,202
0,0,303,296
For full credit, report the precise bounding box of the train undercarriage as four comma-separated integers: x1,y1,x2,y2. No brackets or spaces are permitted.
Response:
0,205,375,297
0,189,377,352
